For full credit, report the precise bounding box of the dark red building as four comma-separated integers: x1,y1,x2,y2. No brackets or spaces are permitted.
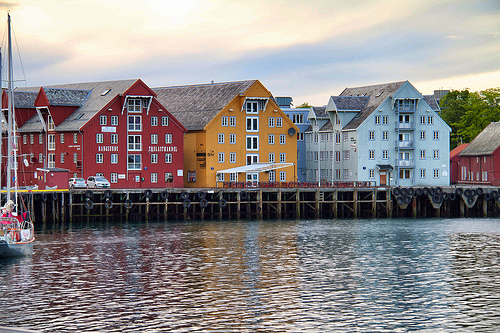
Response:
457,122,500,186
7,79,186,189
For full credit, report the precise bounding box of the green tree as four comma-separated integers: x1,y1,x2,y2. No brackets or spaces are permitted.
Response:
296,102,312,108
440,88,500,149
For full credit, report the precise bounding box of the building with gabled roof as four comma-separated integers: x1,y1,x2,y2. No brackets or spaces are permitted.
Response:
153,80,298,187
323,80,450,186
11,79,186,189
457,122,500,185
450,143,468,184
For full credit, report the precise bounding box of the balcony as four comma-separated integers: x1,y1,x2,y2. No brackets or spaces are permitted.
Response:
395,140,414,149
395,121,414,130
398,159,414,168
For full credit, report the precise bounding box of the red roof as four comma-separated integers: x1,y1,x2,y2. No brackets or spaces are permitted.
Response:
450,143,468,159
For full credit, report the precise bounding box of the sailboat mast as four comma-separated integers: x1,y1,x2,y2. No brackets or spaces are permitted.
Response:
6,13,15,205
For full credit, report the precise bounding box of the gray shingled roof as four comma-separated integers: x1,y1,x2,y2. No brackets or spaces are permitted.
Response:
16,79,138,132
312,106,327,118
340,81,406,130
14,90,38,108
423,95,440,111
459,122,500,156
331,96,369,111
43,88,91,106
152,80,257,131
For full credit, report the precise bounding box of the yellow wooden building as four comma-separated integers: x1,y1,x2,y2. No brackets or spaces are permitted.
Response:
153,80,299,187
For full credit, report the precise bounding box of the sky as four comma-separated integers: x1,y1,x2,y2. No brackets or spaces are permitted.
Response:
0,0,499,106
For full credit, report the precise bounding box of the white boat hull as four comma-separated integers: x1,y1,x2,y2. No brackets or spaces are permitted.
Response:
0,240,33,257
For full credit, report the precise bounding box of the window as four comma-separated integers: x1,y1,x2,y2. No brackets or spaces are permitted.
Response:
382,150,388,159
420,150,426,159
269,170,275,182
420,169,426,178
229,116,236,127
221,116,228,126
111,134,118,144
111,115,118,126
335,151,340,162
369,150,375,159
60,133,65,144
229,134,236,144
218,133,225,144
396,99,416,111
292,114,304,124
369,131,375,140
382,116,388,125
276,117,283,127
313,151,318,161
73,133,78,144
218,152,225,163
420,131,426,140
161,116,169,126
73,153,78,164
165,133,172,144
433,131,439,140
29,134,34,144
48,154,55,168
246,101,259,113
433,150,439,159
375,116,380,125
60,153,65,164
110,173,118,183
151,173,158,183
314,133,318,143
369,169,375,178
128,115,141,131
246,117,259,131
39,134,43,144
100,115,107,125
246,135,259,150
399,169,410,179
48,134,55,150
420,116,425,125
428,116,433,124
111,154,118,164
127,98,142,112
151,116,158,126
343,132,348,142
382,131,388,140
96,133,103,144
127,154,141,170
217,173,224,182
343,150,350,160
269,153,275,163
297,132,304,141
22,134,27,145
433,169,439,178
343,169,349,179
96,153,103,164
268,134,275,145
165,153,172,163
39,153,44,164
47,116,54,131
230,152,236,163
280,171,286,182
128,135,141,151
151,153,158,164
482,171,488,181
280,153,286,163
279,134,286,145
268,117,275,127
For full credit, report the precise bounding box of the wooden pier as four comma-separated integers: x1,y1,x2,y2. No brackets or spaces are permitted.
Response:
8,186,500,223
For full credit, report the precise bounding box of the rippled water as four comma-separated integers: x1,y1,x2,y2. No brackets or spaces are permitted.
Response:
1,218,499,332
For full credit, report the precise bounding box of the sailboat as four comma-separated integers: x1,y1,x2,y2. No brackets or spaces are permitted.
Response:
0,13,35,257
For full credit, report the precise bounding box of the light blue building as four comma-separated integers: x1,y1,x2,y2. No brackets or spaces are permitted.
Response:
277,97,312,182
323,81,451,186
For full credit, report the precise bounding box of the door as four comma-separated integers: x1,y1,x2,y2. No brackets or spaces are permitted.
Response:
380,171,387,186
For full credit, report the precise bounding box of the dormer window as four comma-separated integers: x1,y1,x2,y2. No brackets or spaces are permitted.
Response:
246,101,259,114
128,98,142,112
48,116,55,131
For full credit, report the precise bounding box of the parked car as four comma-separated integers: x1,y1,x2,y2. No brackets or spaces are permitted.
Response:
69,177,87,189
86,175,111,188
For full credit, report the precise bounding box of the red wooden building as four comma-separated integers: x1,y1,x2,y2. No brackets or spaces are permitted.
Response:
457,122,500,186
5,79,186,189
450,143,468,184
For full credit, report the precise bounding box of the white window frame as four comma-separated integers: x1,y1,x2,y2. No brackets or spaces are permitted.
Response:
246,135,259,151
96,153,103,164
165,153,172,163
279,134,286,145
229,133,236,144
246,116,259,132
218,152,225,163
96,133,103,144
218,133,225,144
268,134,275,145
